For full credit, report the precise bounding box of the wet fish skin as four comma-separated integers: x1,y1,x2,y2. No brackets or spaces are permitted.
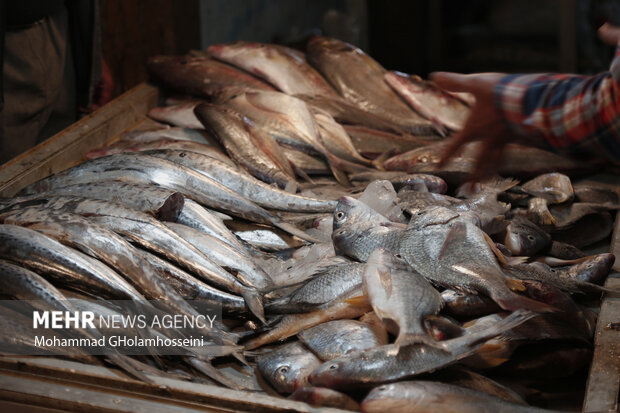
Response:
333,224,405,262
558,253,615,284
545,240,586,260
148,102,204,129
289,386,360,411
550,211,613,248
147,55,275,98
574,183,620,204
351,172,447,194
312,110,373,166
503,215,551,256
441,290,501,320
400,206,555,313
144,149,337,213
207,41,339,98
118,126,212,145
256,341,322,394
308,310,536,389
521,173,574,203
86,138,234,165
384,71,470,131
194,103,296,188
306,36,437,135
361,381,555,413
333,196,391,232
548,201,620,229
363,248,443,347
344,125,437,159
0,224,146,302
298,319,388,361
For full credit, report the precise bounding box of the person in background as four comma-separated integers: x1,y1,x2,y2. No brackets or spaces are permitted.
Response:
0,0,112,165
432,22,620,181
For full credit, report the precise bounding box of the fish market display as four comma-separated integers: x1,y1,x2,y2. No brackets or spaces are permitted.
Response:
0,34,617,413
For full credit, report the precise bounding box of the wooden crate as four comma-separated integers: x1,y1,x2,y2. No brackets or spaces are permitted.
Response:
0,82,619,412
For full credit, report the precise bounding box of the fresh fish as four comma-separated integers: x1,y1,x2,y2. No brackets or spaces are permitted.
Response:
351,171,447,194
289,386,360,411
86,139,233,165
361,381,556,413
503,215,551,256
397,189,461,215
363,248,443,347
555,253,615,284
548,201,620,228
147,55,275,97
545,240,586,260
215,90,366,184
244,295,371,350
297,94,408,134
143,149,337,212
333,196,392,231
136,249,247,313
308,310,536,389
194,103,296,186
521,173,574,203
256,341,322,394
298,319,388,361
441,290,501,320
508,259,616,295
280,145,330,175
573,182,620,204
344,125,436,159
267,263,366,313
24,181,185,221
385,71,470,131
0,224,146,301
550,211,613,248
118,127,212,144
207,42,339,98
20,154,316,242
333,224,405,262
233,225,306,252
400,206,555,313
306,36,437,135
312,110,373,167
148,102,204,129
165,222,274,291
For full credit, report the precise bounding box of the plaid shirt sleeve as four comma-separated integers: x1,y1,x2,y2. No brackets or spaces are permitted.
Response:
494,47,620,162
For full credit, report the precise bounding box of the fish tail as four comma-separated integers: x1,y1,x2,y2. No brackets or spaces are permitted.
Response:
494,291,558,313
240,286,266,324
370,148,396,171
273,220,322,243
394,332,450,351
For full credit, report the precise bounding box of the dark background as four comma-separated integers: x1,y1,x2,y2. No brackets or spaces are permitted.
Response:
101,0,619,100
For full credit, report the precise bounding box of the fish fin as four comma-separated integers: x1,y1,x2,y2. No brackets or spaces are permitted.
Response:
394,332,450,351
292,165,315,184
477,343,504,353
494,291,557,313
378,267,393,299
438,222,467,261
344,295,369,306
534,255,590,267
506,278,526,292
484,176,520,193
273,221,322,243
477,356,510,368
483,232,507,266
370,148,395,171
240,286,266,324
528,198,555,226
505,256,529,266
380,221,407,229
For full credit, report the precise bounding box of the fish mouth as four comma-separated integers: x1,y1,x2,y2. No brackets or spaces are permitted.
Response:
505,232,524,255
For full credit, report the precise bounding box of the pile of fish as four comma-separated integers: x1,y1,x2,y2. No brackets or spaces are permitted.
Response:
0,36,618,412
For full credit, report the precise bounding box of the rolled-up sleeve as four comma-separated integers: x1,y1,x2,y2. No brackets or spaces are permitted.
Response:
494,47,620,162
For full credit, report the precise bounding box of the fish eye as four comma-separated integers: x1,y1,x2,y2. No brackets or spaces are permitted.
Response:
395,253,402,259
328,364,338,370
377,385,388,392
417,211,425,216
527,235,535,240
179,152,187,158
337,229,347,235
335,211,345,220
278,366,289,374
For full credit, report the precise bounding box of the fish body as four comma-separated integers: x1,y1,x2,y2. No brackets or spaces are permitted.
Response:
298,319,388,361
256,341,322,394
503,215,551,256
118,127,212,144
289,386,360,411
363,248,443,347
148,102,203,129
147,55,274,97
384,71,470,131
344,125,436,158
361,381,555,413
207,42,339,98
306,36,437,135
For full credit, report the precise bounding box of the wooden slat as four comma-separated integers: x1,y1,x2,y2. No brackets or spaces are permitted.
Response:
583,208,620,412
0,357,346,413
0,83,160,197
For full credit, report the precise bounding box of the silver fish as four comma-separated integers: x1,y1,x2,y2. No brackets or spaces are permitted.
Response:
148,102,204,129
363,248,443,348
298,319,388,361
308,310,536,389
256,341,322,394
289,386,360,411
362,381,555,413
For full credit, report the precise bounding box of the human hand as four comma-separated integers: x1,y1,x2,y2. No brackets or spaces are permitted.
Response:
598,22,620,47
429,71,523,181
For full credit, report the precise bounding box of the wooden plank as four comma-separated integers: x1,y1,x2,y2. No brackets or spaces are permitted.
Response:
0,357,347,413
0,83,160,197
583,209,620,412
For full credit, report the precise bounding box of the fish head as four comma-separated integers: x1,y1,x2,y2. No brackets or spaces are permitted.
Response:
567,253,615,284
332,226,358,256
362,383,412,413
333,196,382,230
504,217,551,256
256,346,320,394
408,206,459,229
308,358,356,389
